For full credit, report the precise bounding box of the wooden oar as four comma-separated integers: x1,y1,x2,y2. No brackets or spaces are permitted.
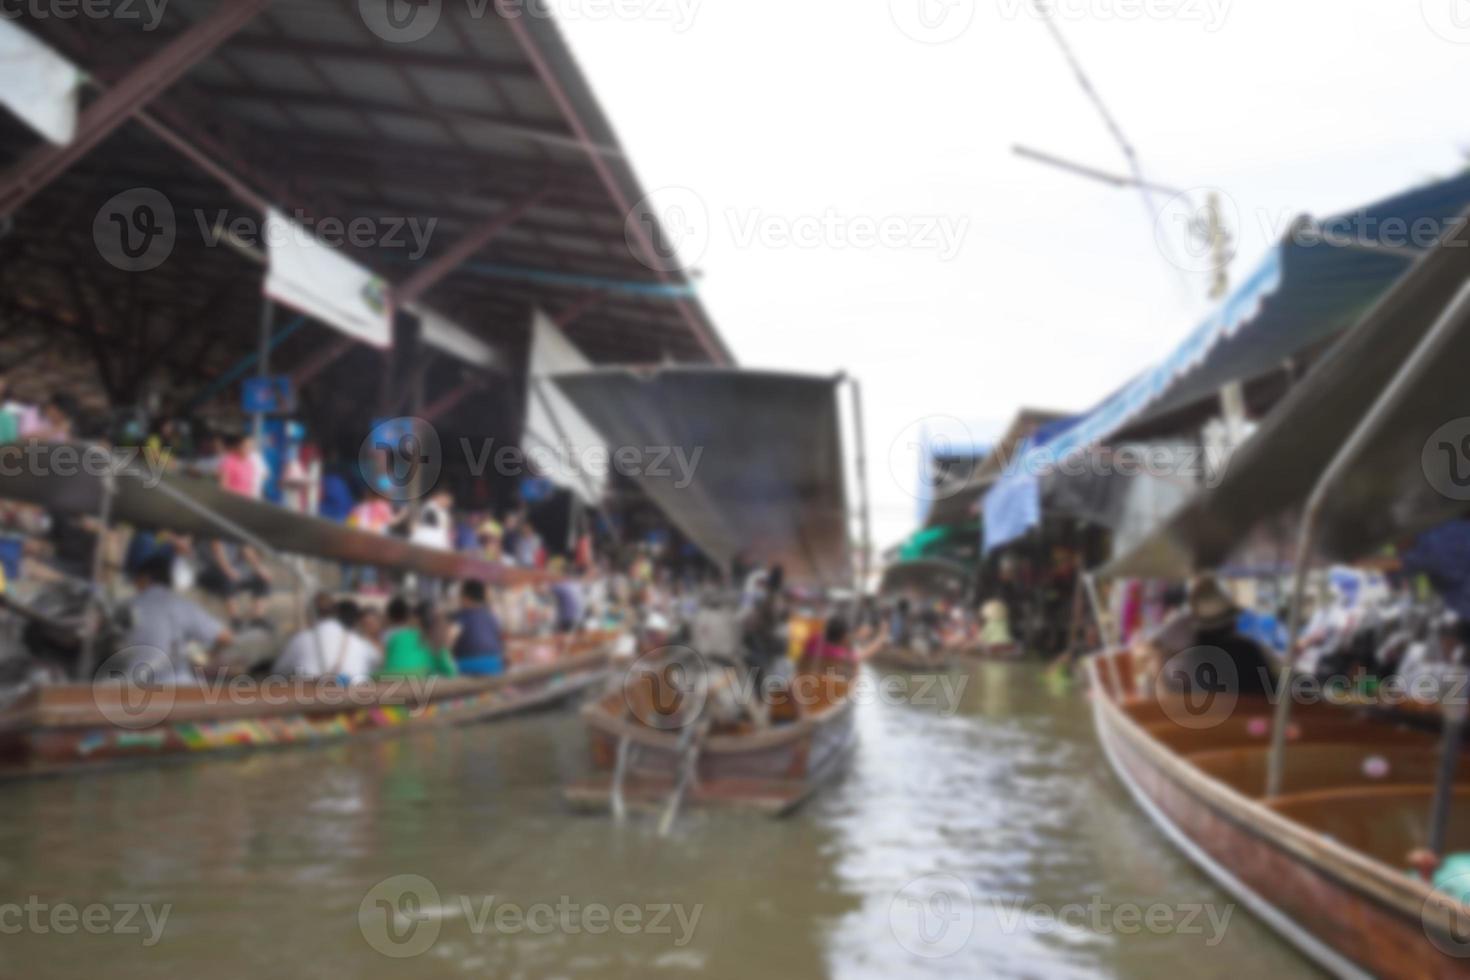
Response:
658,719,709,837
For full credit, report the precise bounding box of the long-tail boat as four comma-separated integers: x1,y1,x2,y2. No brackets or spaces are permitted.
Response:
869,645,953,671
564,653,856,818
0,630,620,779
1087,649,1470,977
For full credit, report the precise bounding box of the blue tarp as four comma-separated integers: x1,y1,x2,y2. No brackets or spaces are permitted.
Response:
984,171,1470,554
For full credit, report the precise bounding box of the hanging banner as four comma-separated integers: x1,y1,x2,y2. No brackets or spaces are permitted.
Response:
408,303,499,369
0,21,83,145
524,310,607,506
263,210,393,348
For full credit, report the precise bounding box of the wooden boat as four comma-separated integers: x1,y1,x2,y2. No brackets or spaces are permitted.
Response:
0,630,621,779
564,661,856,817
869,646,953,671
1087,648,1470,978
960,641,1022,660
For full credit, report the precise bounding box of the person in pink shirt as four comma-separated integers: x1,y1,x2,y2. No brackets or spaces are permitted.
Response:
218,435,259,498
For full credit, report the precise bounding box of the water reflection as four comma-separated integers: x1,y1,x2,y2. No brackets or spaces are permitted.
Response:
0,663,1318,978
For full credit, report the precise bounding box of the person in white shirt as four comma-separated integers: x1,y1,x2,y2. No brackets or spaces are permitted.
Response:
273,597,381,682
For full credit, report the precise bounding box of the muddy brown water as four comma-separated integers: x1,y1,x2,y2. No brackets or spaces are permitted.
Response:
0,662,1319,978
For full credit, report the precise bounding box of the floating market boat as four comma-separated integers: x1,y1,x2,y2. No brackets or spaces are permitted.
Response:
564,655,856,818
0,631,621,779
1087,649,1470,978
869,646,953,671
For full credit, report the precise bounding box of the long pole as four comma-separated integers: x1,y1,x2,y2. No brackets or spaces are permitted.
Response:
849,377,873,596
77,471,115,680
1083,572,1123,697
253,298,273,441
1266,280,1470,797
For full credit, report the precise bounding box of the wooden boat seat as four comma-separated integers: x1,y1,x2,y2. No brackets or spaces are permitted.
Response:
1266,785,1470,867
1189,742,1446,799
1142,711,1428,755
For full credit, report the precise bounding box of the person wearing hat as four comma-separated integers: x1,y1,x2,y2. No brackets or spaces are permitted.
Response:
1140,575,1275,698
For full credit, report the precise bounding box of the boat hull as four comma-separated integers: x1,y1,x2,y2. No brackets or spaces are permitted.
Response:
1088,651,1470,979
565,685,856,817
0,636,617,779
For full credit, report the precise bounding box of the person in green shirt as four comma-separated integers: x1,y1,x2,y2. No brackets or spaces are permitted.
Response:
378,599,458,679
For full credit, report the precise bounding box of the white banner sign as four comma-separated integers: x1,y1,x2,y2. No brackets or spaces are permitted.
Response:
264,209,393,348
0,21,83,145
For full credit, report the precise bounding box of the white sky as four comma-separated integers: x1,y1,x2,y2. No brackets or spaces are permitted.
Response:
557,0,1470,550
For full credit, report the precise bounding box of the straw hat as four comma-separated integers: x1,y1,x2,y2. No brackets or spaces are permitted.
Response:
1188,575,1238,630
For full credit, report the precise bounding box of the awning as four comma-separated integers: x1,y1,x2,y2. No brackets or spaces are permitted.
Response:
0,446,532,585
1104,199,1470,579
552,369,852,587
1039,441,1200,559
410,304,500,370
0,20,82,145
880,558,973,601
524,311,607,506
984,171,1470,553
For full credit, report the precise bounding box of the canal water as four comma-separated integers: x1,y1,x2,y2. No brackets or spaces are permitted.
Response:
0,662,1319,978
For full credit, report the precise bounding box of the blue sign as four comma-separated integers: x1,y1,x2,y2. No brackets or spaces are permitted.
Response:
242,376,296,415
